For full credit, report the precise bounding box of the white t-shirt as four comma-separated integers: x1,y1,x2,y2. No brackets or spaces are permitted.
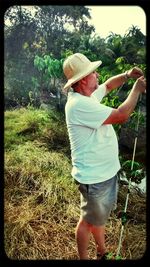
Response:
65,84,121,184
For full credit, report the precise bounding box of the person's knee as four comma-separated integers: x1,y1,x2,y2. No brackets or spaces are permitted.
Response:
91,224,105,234
76,219,93,232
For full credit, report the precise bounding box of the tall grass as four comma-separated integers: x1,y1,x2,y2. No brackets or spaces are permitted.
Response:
4,107,146,260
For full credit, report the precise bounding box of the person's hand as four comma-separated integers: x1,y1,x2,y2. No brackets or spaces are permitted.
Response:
133,75,146,94
127,67,144,79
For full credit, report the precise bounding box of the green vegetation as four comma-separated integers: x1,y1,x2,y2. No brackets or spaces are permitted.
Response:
4,5,146,260
4,6,146,108
4,108,146,259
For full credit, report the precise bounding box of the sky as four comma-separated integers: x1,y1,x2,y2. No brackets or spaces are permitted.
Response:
86,5,146,38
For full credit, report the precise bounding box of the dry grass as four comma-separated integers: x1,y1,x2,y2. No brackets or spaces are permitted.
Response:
4,177,146,261
4,188,146,260
4,108,146,260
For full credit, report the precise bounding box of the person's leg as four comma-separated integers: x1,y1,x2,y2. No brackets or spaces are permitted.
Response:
75,217,92,259
91,224,106,257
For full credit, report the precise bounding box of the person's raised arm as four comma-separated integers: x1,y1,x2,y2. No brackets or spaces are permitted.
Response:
104,67,144,94
103,75,146,125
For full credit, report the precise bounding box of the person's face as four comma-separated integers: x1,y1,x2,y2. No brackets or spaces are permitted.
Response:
85,71,99,93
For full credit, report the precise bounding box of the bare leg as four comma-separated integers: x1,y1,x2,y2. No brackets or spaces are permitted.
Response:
75,218,92,259
91,224,106,257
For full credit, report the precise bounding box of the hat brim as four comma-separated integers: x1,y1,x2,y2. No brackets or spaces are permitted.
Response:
63,60,102,90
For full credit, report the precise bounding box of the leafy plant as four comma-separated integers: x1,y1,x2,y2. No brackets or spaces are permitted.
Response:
34,54,64,83
120,158,145,183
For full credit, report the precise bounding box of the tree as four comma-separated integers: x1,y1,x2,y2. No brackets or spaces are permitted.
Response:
33,5,94,58
4,6,39,107
122,25,146,64
106,32,123,59
4,5,94,107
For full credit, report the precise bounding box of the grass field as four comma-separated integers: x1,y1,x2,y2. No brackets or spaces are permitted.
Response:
4,107,146,260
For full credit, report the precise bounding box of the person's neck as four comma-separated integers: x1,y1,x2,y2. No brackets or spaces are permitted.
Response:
75,86,91,97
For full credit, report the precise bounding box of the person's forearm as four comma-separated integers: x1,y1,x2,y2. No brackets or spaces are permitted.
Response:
118,86,140,118
105,72,128,91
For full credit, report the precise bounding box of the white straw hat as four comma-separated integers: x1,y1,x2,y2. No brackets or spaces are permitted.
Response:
63,53,102,90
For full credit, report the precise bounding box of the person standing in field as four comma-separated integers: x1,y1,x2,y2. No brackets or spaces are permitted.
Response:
63,53,146,260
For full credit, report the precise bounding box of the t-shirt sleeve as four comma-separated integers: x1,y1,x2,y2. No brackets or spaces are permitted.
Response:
91,84,107,101
74,97,113,129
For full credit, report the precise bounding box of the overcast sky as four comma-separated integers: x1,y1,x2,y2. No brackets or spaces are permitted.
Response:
86,5,146,38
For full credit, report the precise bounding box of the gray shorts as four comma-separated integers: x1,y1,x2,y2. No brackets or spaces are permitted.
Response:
76,175,119,226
